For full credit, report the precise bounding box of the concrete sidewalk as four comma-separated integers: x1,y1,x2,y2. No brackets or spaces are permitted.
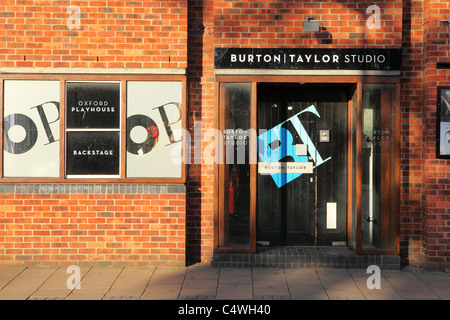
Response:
0,265,449,300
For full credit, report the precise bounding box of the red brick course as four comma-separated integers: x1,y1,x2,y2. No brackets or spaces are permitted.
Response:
214,0,403,48
0,187,186,266
0,0,187,69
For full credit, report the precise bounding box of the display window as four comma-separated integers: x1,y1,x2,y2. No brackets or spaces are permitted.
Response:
0,75,186,183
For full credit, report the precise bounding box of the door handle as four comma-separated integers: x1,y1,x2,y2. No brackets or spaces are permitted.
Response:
365,216,377,224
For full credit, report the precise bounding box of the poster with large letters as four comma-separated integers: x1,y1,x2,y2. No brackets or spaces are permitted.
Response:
126,81,183,178
437,87,450,159
3,80,60,177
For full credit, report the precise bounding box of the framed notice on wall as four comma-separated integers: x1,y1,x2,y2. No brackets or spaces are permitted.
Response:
66,131,120,176
437,87,450,159
65,81,121,177
66,82,120,129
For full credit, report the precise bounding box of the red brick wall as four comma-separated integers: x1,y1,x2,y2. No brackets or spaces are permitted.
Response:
0,1,188,267
397,0,450,270
400,0,426,268
186,0,216,264
0,185,186,266
421,0,450,270
0,0,449,270
0,0,187,69
214,0,403,48
209,0,449,270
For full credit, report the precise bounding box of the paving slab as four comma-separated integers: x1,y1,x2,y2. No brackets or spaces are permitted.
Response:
315,268,366,300
30,265,91,300
185,266,219,280
383,270,430,291
253,280,290,297
361,287,404,300
148,267,187,284
141,267,186,300
104,267,155,299
65,266,123,300
348,268,404,300
180,278,218,297
182,279,218,289
316,268,354,284
396,289,441,300
0,266,58,300
252,268,286,281
289,284,328,300
0,266,26,290
141,283,183,300
405,269,450,299
284,268,322,286
427,286,450,300
219,268,252,284
412,270,450,290
217,283,253,300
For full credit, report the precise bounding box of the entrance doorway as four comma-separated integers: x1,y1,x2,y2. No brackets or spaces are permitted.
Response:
216,78,399,255
257,84,348,246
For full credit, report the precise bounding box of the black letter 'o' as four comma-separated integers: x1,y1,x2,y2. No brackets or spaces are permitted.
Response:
126,114,159,155
3,113,38,154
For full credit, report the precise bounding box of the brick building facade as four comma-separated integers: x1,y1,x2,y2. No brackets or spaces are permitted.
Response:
0,0,449,270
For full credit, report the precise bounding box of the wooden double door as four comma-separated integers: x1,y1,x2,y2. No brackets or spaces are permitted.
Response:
256,84,348,246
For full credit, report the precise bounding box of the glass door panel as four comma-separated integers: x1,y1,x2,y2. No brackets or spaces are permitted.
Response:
219,83,253,249
361,84,397,250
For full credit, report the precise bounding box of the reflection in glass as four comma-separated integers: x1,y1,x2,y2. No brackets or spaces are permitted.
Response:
362,84,396,250
221,83,252,248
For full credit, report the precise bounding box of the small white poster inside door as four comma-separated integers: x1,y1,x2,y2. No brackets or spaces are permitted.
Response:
327,202,337,229
258,162,313,175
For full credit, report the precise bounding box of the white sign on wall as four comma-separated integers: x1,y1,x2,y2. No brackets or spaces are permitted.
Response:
3,80,60,177
126,81,183,178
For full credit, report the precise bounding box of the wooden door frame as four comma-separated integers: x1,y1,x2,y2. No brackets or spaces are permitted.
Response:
214,75,400,255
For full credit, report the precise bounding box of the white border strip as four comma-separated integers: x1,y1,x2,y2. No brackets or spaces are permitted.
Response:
215,69,400,76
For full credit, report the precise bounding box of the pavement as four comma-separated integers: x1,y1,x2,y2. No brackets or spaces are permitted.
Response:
0,264,449,300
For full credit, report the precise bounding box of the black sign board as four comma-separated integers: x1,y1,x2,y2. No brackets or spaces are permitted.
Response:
66,131,120,176
214,48,402,70
66,82,120,129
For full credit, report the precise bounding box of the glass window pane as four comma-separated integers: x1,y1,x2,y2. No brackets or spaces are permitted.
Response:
66,82,120,129
362,84,396,250
65,82,121,178
221,83,252,248
3,80,60,177
126,81,183,178
66,131,120,176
